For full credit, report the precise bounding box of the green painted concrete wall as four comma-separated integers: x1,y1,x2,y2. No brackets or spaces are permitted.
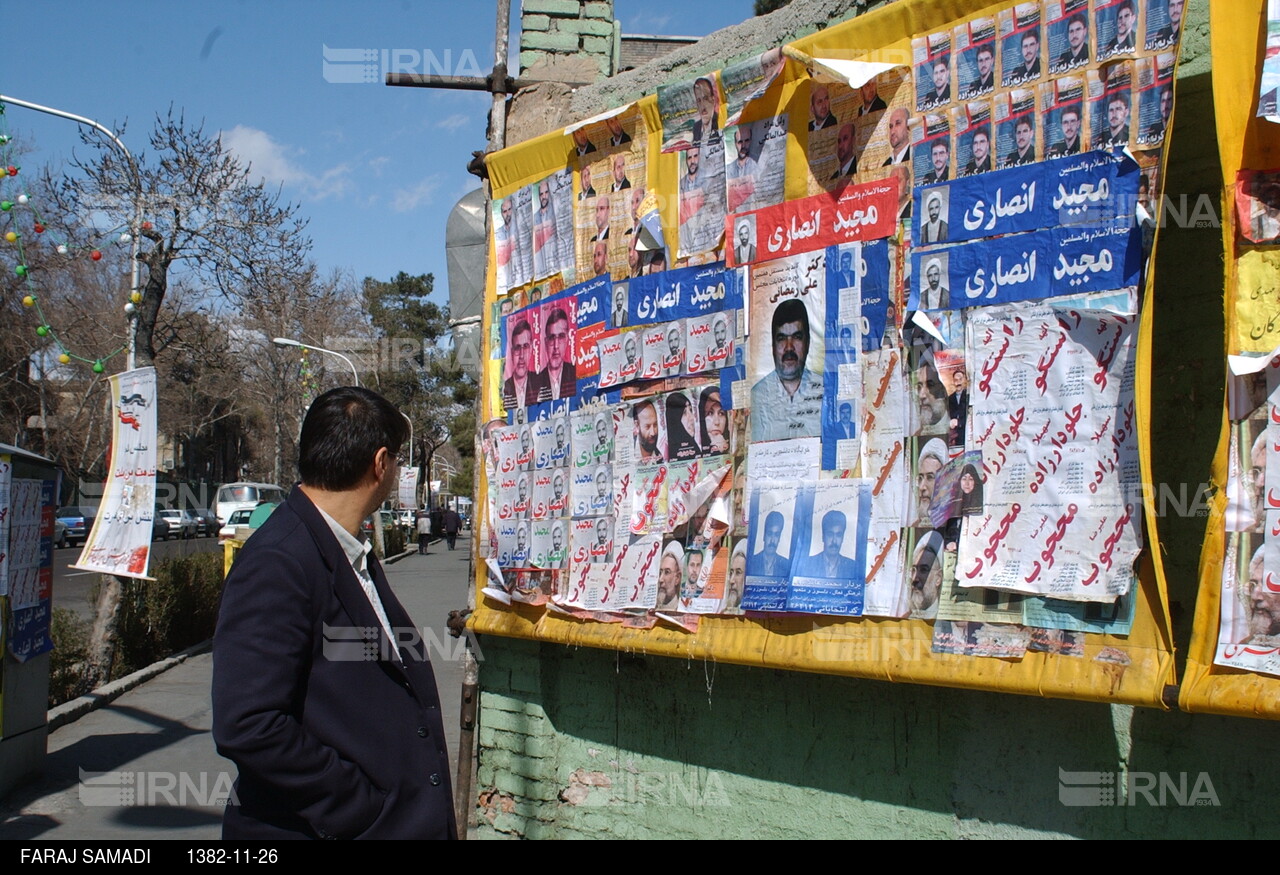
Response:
471,2,1268,841
474,638,1265,839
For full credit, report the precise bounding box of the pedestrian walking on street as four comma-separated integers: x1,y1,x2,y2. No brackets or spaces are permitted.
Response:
443,507,461,550
416,508,431,554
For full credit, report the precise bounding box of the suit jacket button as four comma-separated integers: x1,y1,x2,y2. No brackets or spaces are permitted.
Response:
430,773,442,786
418,726,429,737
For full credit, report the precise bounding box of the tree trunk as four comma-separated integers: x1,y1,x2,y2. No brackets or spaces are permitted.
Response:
133,245,170,368
88,575,123,686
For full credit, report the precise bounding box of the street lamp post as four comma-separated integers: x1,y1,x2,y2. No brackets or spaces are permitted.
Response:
272,337,360,386
271,336,415,474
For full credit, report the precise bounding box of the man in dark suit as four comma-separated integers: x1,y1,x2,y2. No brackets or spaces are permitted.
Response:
503,318,550,408
539,307,577,400
605,115,632,146
809,83,838,131
927,56,951,107
830,123,858,179
1055,13,1089,70
1012,30,1041,83
962,127,993,175
797,510,859,579
834,402,857,440
947,365,969,447
1149,0,1183,47
921,139,950,185
1048,105,1083,156
1106,0,1136,54
858,80,888,115
882,108,911,166
573,127,598,156
967,44,995,95
1004,117,1036,167
1094,93,1131,149
578,164,597,201
213,387,454,840
1143,86,1172,142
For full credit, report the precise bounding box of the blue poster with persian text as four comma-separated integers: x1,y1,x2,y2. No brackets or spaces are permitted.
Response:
626,263,742,325
912,148,1139,246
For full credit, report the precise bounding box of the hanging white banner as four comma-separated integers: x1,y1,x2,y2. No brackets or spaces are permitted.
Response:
71,367,159,580
398,466,419,509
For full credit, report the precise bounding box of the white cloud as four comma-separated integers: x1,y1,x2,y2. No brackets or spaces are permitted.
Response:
221,125,353,200
624,12,673,33
391,175,442,212
368,156,391,177
437,113,470,132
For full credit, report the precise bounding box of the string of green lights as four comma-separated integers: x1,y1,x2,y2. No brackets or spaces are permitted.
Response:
1,107,132,372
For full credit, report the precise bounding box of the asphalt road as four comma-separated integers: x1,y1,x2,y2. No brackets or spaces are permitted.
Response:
53,535,224,622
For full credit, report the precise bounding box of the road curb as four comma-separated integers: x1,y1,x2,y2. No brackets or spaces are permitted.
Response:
385,547,418,564
47,639,212,732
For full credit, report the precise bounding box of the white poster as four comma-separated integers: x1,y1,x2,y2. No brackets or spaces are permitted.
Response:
398,467,419,509
959,305,1140,601
72,367,159,579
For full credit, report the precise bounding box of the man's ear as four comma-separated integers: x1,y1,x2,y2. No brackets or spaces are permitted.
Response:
372,447,393,481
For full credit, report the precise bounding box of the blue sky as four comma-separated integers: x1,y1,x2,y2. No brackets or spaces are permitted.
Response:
5,1,749,310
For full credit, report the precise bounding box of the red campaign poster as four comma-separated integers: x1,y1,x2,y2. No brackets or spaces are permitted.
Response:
725,176,899,267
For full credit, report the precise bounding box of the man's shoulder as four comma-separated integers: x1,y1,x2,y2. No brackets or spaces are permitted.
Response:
751,370,780,393
228,500,318,563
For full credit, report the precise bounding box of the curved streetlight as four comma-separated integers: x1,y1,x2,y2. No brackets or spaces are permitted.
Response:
271,336,414,472
272,337,359,386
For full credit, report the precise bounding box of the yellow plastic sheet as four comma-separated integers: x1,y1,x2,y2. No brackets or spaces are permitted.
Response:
1233,249,1280,354
1181,0,1280,719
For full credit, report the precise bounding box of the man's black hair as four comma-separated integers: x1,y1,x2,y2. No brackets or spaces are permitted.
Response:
822,510,847,536
545,307,569,333
772,298,810,338
299,386,408,491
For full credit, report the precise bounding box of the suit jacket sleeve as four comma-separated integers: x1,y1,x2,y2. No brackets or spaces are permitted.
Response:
212,539,387,839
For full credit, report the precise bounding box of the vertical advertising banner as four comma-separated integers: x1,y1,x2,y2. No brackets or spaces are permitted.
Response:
398,467,419,509
72,367,159,580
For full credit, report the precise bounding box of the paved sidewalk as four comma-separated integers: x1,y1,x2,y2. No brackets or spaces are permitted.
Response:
0,539,476,841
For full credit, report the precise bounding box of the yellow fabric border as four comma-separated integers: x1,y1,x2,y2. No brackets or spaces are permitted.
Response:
1179,0,1280,719
472,0,1177,709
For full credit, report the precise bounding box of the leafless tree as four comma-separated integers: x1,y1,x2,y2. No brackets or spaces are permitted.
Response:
41,107,311,368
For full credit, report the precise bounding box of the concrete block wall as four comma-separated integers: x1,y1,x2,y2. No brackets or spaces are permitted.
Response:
520,0,617,83
473,638,1269,839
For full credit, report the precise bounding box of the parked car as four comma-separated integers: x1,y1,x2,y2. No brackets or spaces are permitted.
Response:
152,515,170,541
193,508,219,537
218,508,254,544
56,506,98,547
53,518,69,549
158,508,198,539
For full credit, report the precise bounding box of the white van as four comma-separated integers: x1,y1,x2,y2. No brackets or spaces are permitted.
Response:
215,482,287,524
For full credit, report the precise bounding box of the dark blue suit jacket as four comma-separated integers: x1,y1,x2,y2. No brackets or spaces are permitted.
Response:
212,488,455,839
